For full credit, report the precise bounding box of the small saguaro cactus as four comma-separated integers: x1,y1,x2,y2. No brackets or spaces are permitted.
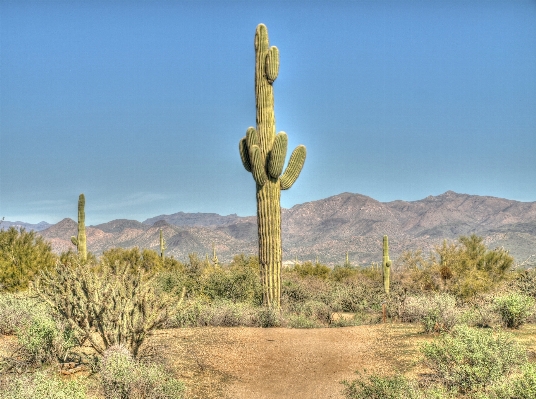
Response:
239,24,306,309
159,229,166,260
71,193,87,261
212,243,219,265
382,235,392,294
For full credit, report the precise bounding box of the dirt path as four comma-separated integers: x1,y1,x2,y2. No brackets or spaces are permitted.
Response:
148,324,429,399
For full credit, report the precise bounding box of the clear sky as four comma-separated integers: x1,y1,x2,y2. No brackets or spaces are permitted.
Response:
1,1,535,225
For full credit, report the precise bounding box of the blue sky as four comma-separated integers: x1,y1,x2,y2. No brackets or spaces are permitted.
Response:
1,1,535,225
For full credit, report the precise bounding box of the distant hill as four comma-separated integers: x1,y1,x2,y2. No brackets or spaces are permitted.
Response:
34,191,536,267
0,220,52,231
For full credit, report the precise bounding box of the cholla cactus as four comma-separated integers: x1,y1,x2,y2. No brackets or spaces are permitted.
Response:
35,259,185,358
383,235,392,294
239,24,306,309
70,193,87,261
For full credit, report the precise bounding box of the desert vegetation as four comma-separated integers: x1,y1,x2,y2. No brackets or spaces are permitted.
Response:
1,221,535,397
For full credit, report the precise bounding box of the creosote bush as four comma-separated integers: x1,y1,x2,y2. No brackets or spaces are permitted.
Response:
1,370,89,399
421,325,527,393
99,345,185,399
403,293,462,333
494,292,535,329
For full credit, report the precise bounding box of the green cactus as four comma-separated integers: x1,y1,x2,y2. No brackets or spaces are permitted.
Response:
382,235,392,294
212,243,219,265
239,24,306,309
70,194,87,261
159,229,166,260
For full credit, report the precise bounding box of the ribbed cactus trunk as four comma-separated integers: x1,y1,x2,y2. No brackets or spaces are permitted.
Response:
382,235,391,294
71,194,87,261
159,229,166,260
239,24,306,309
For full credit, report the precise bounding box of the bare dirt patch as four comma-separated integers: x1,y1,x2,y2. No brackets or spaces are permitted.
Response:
148,323,429,399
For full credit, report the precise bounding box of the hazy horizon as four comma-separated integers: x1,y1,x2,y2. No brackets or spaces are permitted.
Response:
2,1,535,225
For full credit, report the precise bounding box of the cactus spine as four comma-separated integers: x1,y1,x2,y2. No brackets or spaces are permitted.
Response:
382,235,392,294
159,229,166,260
239,24,306,309
70,194,87,261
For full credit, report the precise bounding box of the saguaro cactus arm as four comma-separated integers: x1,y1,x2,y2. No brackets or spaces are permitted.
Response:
280,145,306,190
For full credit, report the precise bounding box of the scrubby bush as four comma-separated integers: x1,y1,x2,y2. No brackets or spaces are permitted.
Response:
0,293,46,335
494,293,535,329
421,325,526,393
403,293,462,333
0,227,57,292
464,295,501,328
292,261,331,279
35,258,183,357
341,372,452,399
1,370,89,399
99,345,185,399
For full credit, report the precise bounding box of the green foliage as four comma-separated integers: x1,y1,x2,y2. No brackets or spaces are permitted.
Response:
0,227,57,292
494,293,535,329
100,247,163,273
238,24,306,309
99,345,185,399
292,261,331,279
1,370,90,399
330,264,359,282
397,235,514,298
421,325,527,393
35,257,184,357
341,372,452,399
200,255,263,305
403,293,463,333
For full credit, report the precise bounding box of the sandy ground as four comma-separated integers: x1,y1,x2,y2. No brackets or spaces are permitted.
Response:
147,323,430,399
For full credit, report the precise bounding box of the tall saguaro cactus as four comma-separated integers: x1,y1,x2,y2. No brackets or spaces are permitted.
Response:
71,194,87,261
382,235,392,294
159,229,166,260
239,24,306,309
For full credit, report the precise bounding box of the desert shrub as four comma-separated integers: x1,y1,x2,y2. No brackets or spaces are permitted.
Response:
287,313,321,329
494,293,535,329
292,261,331,279
291,300,333,325
421,325,527,393
16,312,76,366
330,264,359,282
512,268,536,298
35,258,183,357
0,293,47,335
403,293,462,333
465,295,501,328
200,260,262,305
104,346,185,399
167,299,261,327
99,345,185,399
1,370,89,399
253,307,282,327
341,372,452,399
0,227,57,292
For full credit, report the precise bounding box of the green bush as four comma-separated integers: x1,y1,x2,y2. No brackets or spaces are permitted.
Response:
1,370,89,399
403,293,462,333
287,313,321,329
341,373,452,399
292,261,331,279
494,293,535,329
254,307,282,328
0,293,47,335
0,227,57,292
99,345,185,399
421,325,527,393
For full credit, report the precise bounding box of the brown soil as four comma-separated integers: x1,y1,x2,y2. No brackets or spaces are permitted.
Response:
146,323,430,399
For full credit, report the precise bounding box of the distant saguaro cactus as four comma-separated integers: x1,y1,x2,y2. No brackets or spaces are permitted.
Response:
239,24,306,309
382,235,392,294
159,229,166,260
212,243,219,265
70,194,87,261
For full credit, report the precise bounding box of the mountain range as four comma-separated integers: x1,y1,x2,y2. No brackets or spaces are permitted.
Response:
4,191,536,266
